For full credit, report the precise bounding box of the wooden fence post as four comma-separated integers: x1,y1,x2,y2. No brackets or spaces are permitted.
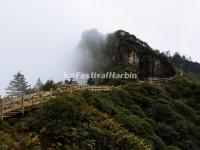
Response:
21,95,24,115
0,96,3,120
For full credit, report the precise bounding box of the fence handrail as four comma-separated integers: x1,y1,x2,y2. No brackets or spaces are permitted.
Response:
0,69,184,120
0,84,113,120
148,70,183,83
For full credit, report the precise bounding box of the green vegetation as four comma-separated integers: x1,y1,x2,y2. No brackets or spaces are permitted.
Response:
83,75,200,150
0,131,12,150
171,52,200,78
0,97,151,150
40,80,57,91
1,74,200,150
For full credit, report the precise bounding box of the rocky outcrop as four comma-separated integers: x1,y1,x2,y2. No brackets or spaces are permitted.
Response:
106,30,176,79
128,51,139,65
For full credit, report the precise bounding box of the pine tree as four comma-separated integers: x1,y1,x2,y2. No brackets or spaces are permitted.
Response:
6,71,30,97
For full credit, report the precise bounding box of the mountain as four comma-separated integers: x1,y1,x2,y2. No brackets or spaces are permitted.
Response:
1,30,200,150
79,30,176,85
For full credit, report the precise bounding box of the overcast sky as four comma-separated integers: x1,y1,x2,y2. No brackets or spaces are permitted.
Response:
0,0,200,95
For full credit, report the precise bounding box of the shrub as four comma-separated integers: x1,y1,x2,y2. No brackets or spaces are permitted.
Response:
0,131,12,150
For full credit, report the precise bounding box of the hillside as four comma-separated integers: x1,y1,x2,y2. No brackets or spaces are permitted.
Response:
1,75,200,150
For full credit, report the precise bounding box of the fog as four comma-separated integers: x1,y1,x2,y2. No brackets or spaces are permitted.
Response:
77,29,107,73
0,0,200,95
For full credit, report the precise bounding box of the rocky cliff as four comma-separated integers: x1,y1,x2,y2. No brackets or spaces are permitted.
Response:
106,30,176,79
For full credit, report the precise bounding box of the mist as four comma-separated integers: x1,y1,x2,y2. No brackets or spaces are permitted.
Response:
76,29,107,73
1,0,200,95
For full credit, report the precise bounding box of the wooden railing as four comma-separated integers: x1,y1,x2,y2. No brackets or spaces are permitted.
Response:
148,70,183,83
0,70,184,120
0,84,113,120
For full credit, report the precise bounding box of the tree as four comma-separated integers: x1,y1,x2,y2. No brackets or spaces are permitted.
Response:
40,80,56,91
64,79,70,84
165,51,171,57
35,78,43,91
173,52,181,59
6,71,30,97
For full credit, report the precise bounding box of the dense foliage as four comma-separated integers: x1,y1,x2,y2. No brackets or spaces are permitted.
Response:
0,98,151,149
1,74,200,150
40,80,57,91
84,75,200,150
171,52,200,78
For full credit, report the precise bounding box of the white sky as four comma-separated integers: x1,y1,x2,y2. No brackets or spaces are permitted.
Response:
0,0,200,95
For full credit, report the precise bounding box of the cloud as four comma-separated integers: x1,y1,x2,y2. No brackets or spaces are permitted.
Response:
76,29,107,73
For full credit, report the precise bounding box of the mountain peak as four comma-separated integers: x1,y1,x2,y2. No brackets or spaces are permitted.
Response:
78,29,176,83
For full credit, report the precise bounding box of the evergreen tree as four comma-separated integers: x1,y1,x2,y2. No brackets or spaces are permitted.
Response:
64,79,70,84
40,80,56,91
6,71,30,97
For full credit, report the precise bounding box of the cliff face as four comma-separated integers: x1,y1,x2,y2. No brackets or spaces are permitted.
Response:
105,30,176,79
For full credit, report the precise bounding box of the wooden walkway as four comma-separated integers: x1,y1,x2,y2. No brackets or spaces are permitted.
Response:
0,84,112,120
148,70,183,83
0,71,183,120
